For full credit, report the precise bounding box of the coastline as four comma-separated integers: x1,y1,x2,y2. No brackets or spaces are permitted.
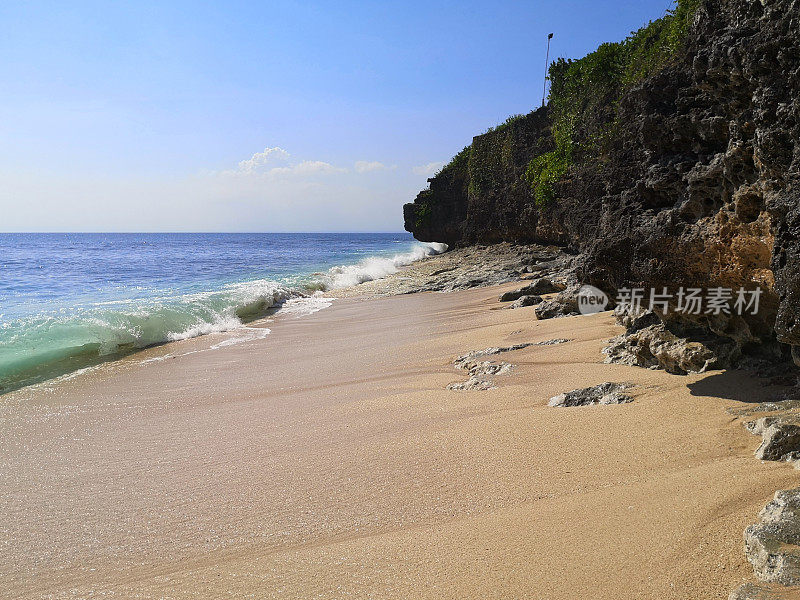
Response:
0,236,446,397
1,258,797,599
4,0,799,597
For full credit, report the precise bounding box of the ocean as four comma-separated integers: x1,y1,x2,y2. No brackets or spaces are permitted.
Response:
0,232,444,394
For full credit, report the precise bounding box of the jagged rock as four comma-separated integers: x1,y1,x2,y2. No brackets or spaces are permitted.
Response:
499,278,564,302
535,338,572,346
746,417,782,436
450,339,572,391
466,361,512,378
756,424,800,462
450,345,530,391
603,322,719,375
448,359,511,391
454,340,571,370
548,382,634,407
454,344,534,370
499,289,525,302
523,277,564,295
601,310,736,375
534,293,580,320
405,0,800,365
743,489,800,586
448,377,496,391
510,295,543,309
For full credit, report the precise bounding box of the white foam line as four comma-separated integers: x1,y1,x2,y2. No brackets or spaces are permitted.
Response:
209,327,272,350
320,242,447,290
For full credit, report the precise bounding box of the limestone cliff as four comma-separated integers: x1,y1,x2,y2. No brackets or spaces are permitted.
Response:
404,0,800,360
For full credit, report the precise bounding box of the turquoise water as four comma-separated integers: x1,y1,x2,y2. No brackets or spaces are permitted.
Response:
0,233,443,394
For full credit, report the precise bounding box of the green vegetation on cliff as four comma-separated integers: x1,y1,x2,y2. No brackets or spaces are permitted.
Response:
413,145,470,228
468,116,529,199
433,115,527,201
435,144,471,180
410,0,702,231
524,0,701,206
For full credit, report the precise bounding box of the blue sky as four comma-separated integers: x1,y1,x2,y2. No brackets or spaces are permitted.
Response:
0,0,673,232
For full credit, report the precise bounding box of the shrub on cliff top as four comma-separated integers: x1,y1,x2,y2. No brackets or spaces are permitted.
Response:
524,123,573,207
623,0,701,85
435,145,471,179
524,0,701,206
484,113,526,135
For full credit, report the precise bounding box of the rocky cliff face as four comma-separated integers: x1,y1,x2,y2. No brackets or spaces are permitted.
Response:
403,109,553,248
404,0,800,361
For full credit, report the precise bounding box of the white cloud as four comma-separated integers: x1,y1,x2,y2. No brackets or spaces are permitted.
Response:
234,150,399,180
412,161,445,176
354,160,389,173
269,160,346,177
237,147,290,173
0,152,423,232
227,148,347,179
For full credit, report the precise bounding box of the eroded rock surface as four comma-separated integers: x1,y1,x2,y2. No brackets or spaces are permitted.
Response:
548,382,634,408
453,344,534,371
450,340,571,392
755,424,800,462
499,278,564,302
534,293,580,320
743,489,800,586
534,338,573,346
746,417,783,437
510,295,543,309
736,413,800,596
604,323,718,375
741,411,800,462
447,377,496,392
602,309,745,374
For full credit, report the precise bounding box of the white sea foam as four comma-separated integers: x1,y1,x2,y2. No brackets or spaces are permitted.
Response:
321,242,447,289
279,294,334,316
0,241,447,394
140,354,174,364
209,327,272,350
167,315,244,342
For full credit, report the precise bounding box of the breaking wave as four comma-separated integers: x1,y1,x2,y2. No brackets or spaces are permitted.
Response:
0,241,446,394
318,242,447,289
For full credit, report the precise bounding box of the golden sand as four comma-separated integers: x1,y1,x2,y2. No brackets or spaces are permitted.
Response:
1,282,796,599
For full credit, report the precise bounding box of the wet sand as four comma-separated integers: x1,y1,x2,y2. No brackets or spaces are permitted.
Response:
1,282,796,599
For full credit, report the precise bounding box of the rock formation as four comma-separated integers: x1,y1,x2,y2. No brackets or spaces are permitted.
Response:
404,0,800,366
548,382,634,407
450,340,571,391
742,489,800,587
404,4,800,594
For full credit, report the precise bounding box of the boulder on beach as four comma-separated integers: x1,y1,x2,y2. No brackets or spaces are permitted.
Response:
499,278,564,302
742,488,800,587
510,295,543,309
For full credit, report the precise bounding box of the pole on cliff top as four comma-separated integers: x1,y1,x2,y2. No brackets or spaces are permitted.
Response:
542,32,553,108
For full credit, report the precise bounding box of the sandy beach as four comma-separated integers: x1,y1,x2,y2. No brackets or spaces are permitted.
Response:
1,280,797,599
